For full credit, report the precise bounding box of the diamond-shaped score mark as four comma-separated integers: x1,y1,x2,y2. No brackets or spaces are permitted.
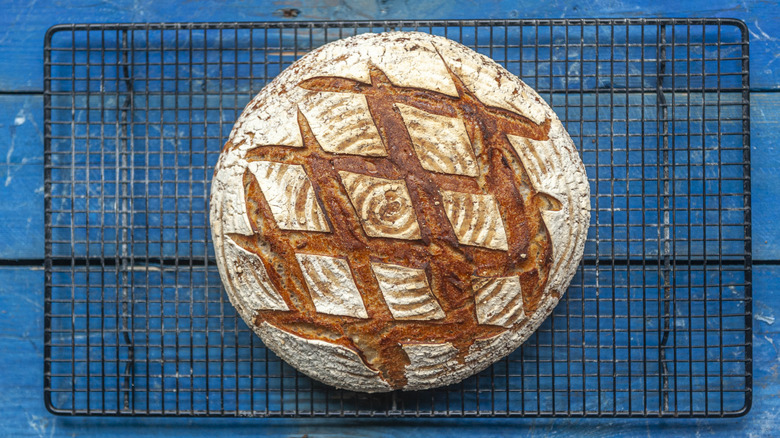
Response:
298,91,387,157
295,253,369,319
439,190,509,251
472,275,525,328
338,171,422,241
221,236,289,312
247,160,331,232
395,102,479,177
370,262,445,321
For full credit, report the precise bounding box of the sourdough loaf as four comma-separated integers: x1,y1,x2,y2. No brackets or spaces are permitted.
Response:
209,31,590,392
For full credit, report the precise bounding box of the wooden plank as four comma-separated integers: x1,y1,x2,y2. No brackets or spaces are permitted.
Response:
0,0,778,92
1,265,776,435
0,165,43,259
0,95,43,260
1,90,772,261
750,93,780,260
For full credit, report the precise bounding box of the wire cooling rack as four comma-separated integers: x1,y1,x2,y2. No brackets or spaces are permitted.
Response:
43,19,752,417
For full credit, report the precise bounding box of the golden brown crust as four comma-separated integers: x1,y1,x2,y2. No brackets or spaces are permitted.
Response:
227,61,555,388
211,32,590,393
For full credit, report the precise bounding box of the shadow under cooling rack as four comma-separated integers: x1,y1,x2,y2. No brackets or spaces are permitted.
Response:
43,19,752,418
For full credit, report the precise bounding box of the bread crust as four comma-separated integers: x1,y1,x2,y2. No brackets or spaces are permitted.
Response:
210,31,590,392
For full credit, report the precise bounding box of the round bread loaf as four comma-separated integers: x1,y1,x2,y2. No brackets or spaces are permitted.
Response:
210,31,590,392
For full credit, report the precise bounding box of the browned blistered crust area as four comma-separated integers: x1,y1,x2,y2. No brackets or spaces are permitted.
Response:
226,64,555,389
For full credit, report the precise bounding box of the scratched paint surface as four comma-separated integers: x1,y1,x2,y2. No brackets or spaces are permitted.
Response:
0,0,778,435
0,95,43,259
750,93,780,260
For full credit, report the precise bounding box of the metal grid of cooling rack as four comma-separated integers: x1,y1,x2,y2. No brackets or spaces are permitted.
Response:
43,19,752,418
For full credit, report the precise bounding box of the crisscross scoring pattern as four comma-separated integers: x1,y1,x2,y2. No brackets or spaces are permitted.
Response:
219,56,562,389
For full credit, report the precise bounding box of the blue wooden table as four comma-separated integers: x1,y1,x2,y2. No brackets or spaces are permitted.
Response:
1,0,778,436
